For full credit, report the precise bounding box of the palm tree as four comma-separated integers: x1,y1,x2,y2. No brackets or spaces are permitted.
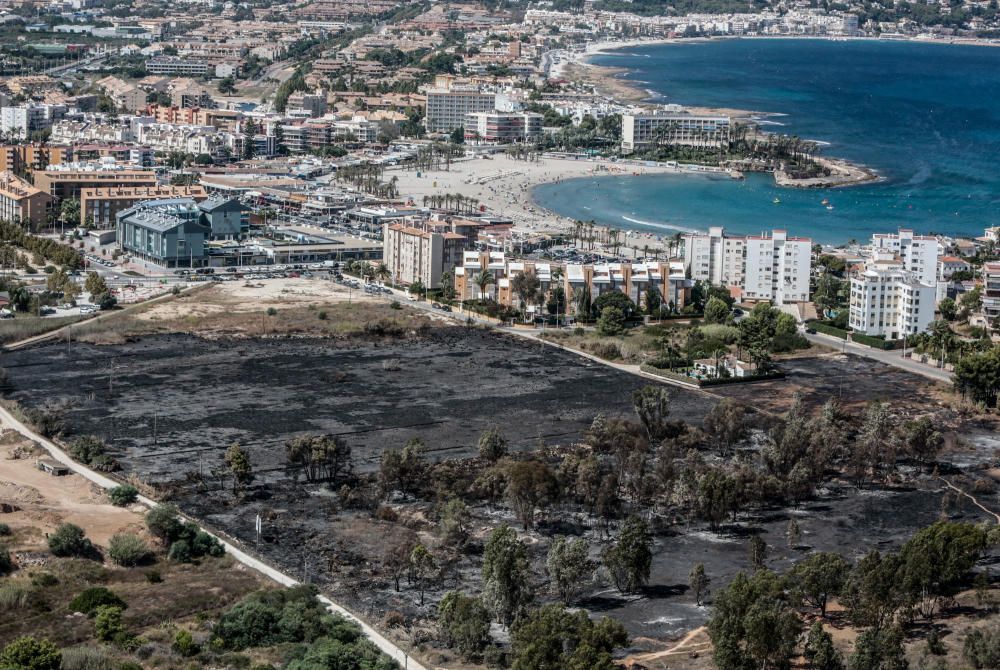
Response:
374,262,391,285
550,266,564,324
473,269,494,301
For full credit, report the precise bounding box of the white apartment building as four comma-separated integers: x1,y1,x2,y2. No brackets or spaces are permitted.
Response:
621,111,732,154
425,87,497,134
683,227,810,304
849,267,935,338
683,226,745,287
146,57,210,77
1,104,67,139
464,111,543,144
871,229,939,287
743,230,812,304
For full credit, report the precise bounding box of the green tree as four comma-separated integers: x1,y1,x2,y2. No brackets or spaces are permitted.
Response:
602,515,652,594
897,521,988,618
146,504,183,545
896,416,943,466
937,297,957,321
108,484,138,507
591,290,635,318
510,604,628,670
437,591,491,661
848,625,907,670
708,570,801,670
842,550,906,632
107,533,151,567
805,622,844,670
704,296,731,324
60,198,80,226
84,271,108,297
482,525,533,626
478,425,508,461
510,271,541,311
787,552,850,617
963,626,1000,669
546,537,595,603
596,305,625,335
954,348,1000,407
224,443,254,496
440,498,472,547
94,605,125,642
378,437,426,495
504,460,557,531
218,76,236,95
409,543,437,606
0,637,61,670
48,523,92,557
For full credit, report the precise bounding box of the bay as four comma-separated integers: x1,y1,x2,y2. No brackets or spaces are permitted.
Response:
533,38,1000,245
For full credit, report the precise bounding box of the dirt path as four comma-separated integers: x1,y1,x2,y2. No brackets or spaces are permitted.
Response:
938,476,1000,524
621,626,711,667
0,446,142,545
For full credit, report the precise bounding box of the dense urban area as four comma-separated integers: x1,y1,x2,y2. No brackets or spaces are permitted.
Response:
0,1,999,670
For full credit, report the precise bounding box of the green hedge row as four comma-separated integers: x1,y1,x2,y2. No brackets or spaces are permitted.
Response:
809,322,848,340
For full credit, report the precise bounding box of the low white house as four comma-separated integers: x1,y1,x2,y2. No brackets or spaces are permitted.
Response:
693,354,759,379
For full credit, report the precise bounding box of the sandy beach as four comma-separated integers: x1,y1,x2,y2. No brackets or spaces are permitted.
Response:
389,154,684,253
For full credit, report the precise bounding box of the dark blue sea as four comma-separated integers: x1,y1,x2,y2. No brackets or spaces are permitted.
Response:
533,38,1000,245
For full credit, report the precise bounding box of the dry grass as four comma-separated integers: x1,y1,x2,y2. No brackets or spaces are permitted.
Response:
71,281,438,343
0,315,89,345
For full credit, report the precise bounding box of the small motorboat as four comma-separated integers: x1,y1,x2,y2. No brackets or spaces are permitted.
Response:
773,198,781,205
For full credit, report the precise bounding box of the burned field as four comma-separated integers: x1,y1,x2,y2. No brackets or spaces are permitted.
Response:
3,328,710,478
4,328,997,656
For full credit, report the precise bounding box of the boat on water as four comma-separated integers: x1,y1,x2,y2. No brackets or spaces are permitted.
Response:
821,198,830,205
826,205,834,211
773,198,781,204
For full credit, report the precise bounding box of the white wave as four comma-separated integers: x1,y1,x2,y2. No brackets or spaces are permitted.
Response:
757,120,786,127
622,215,700,234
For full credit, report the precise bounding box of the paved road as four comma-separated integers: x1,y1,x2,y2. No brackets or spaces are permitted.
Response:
803,331,953,384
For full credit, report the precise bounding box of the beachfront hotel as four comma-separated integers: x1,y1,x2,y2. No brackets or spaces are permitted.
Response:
682,227,811,305
425,84,497,134
464,111,543,144
620,110,732,154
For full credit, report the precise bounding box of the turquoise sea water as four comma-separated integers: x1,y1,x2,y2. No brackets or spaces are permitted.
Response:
533,38,1000,245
